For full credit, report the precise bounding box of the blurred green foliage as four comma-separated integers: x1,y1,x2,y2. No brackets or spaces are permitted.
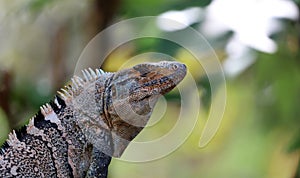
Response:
0,108,9,143
120,0,211,16
28,0,55,13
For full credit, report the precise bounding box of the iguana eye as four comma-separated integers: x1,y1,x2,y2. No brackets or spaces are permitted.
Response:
172,64,179,70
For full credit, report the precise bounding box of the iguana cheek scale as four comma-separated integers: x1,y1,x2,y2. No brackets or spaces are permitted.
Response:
0,61,187,178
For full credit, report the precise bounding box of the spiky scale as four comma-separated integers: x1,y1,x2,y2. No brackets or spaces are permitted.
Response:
71,78,79,89
82,69,93,82
96,69,104,76
88,68,97,79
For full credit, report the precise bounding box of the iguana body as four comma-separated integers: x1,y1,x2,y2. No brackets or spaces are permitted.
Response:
0,61,186,178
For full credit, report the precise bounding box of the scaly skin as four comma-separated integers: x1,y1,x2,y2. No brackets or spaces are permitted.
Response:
0,61,187,178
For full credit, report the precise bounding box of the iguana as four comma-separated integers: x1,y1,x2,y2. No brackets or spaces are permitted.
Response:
0,61,186,178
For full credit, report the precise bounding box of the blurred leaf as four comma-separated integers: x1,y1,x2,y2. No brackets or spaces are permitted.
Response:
293,0,300,5
0,108,10,145
255,50,300,130
169,0,212,10
288,131,300,152
11,80,52,109
28,0,54,13
267,133,299,178
197,75,211,110
120,0,211,17
120,0,168,16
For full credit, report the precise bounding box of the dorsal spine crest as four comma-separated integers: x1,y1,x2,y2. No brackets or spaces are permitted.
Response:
57,68,107,101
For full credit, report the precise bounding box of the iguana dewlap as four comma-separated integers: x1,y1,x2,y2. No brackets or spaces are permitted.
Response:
0,61,187,178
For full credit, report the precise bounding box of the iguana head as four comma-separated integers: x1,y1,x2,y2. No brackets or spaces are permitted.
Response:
110,61,186,117
107,61,187,156
130,61,187,98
